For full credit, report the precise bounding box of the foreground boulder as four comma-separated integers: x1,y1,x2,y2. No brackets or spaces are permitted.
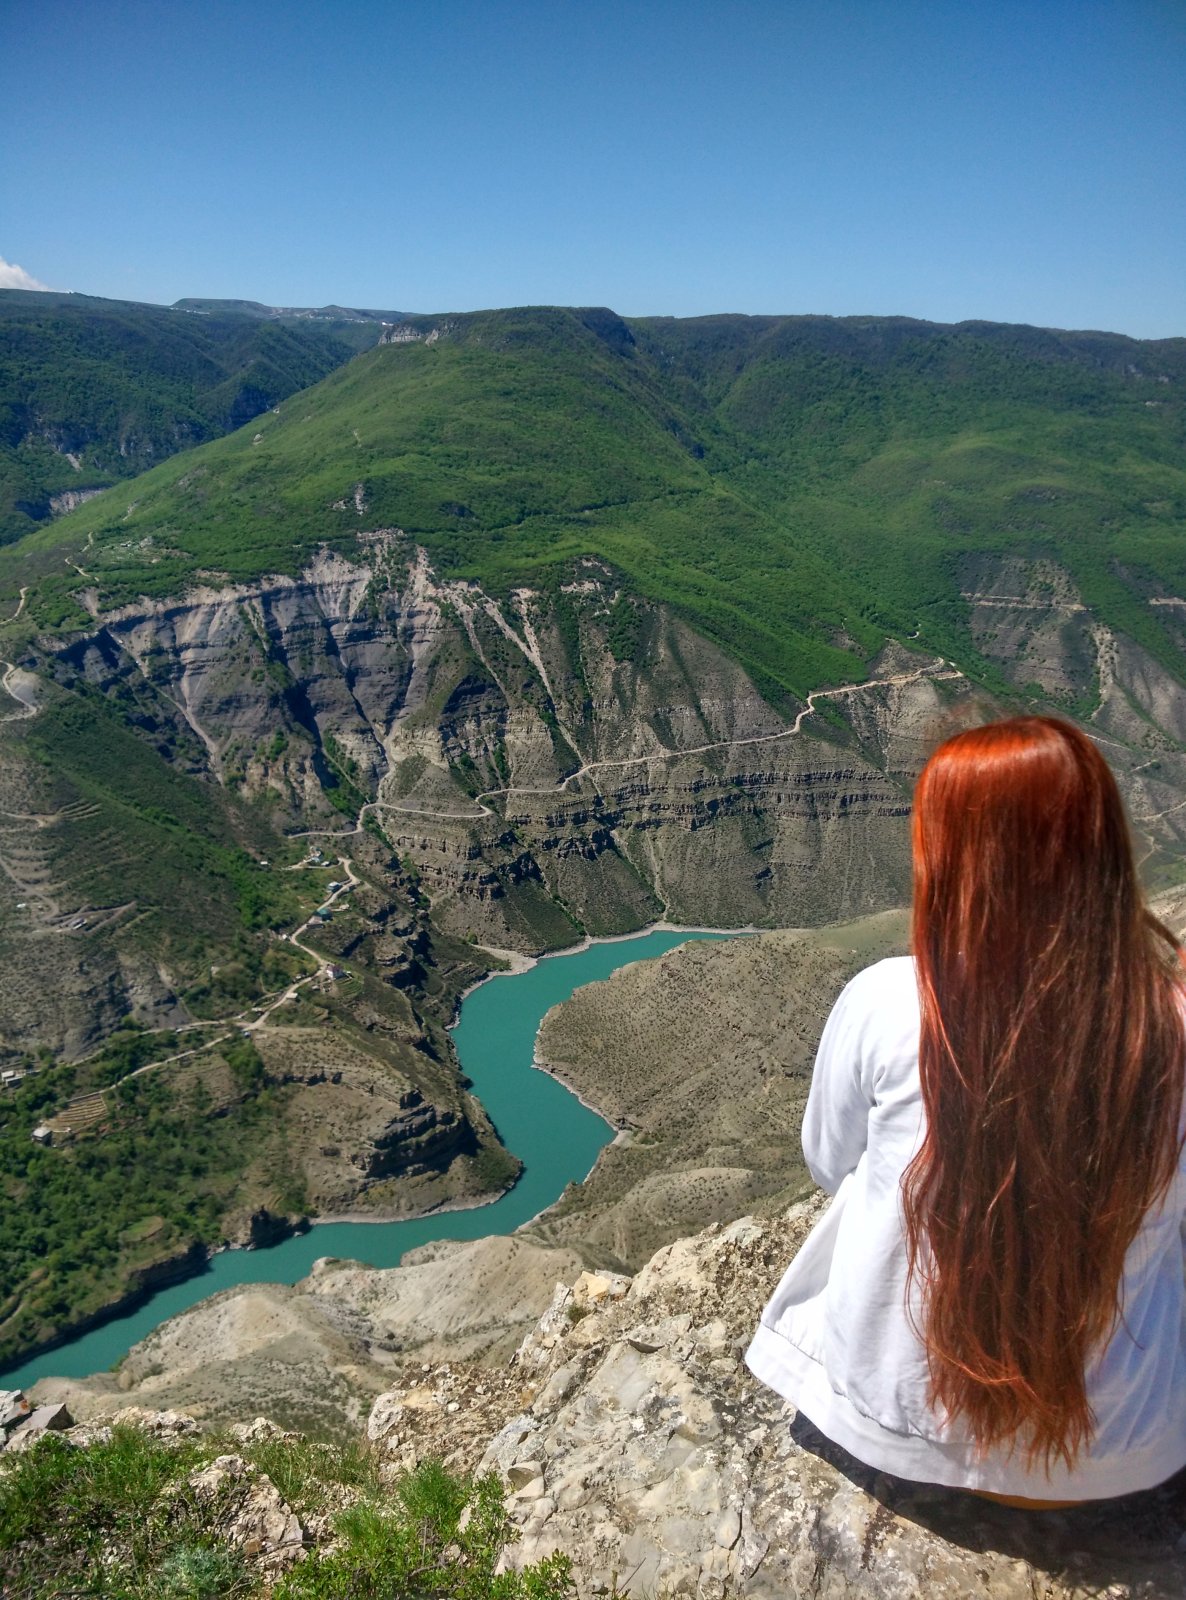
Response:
186,1447,309,1575
0,1391,73,1452
369,1197,1186,1599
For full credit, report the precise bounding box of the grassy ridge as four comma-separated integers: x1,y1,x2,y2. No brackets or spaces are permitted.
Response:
0,290,377,545
2,305,1184,701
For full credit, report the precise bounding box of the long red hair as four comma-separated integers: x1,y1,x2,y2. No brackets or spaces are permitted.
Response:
904,715,1184,1472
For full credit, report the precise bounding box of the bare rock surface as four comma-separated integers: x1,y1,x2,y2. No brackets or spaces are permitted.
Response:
186,1450,309,1574
28,1202,1186,1596
305,1232,588,1363
367,1199,1186,1599
31,1281,386,1437
0,1398,73,1453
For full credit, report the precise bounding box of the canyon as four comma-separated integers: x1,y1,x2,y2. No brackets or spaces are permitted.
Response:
10,536,1186,1067
2,300,1186,1593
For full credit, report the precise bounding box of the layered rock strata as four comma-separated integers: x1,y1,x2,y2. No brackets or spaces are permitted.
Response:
8,540,1186,1062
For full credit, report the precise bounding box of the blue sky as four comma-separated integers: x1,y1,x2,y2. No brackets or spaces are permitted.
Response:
3,0,1184,336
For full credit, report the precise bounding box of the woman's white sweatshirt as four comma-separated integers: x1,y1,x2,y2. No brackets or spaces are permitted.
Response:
745,955,1186,1499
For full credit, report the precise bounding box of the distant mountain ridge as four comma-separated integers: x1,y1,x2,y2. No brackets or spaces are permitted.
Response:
0,287,411,325
7,301,1183,701
172,297,412,323
0,289,397,545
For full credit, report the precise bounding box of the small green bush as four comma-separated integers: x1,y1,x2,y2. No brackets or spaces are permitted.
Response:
276,1459,574,1600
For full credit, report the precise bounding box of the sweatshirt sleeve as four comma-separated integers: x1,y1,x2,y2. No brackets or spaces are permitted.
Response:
801,973,876,1195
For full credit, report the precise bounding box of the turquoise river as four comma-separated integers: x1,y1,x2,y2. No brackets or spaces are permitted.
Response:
5,928,734,1390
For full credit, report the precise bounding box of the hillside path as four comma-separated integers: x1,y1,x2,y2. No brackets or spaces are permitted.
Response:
0,660,39,721
362,658,963,825
59,858,362,1097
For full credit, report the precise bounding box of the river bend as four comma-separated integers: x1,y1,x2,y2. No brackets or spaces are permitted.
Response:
6,929,731,1389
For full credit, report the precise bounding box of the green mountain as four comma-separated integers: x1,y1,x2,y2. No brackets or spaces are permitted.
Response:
0,290,385,546
4,305,1183,701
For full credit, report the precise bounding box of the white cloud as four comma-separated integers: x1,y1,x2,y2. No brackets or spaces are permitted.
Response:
0,256,54,292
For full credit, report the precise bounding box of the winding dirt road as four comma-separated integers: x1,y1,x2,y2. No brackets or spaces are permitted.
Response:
0,661,38,721
289,658,963,838
63,858,363,1094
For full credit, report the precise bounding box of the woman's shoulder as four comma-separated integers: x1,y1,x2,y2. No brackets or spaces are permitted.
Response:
818,955,921,1086
833,954,921,1040
841,954,917,1007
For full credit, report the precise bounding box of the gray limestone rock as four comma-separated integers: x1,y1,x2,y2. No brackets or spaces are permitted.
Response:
187,1452,309,1573
366,1197,1186,1599
1,1400,72,1452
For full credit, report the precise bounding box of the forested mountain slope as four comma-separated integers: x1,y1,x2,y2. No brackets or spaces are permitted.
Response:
0,290,384,545
4,305,1182,703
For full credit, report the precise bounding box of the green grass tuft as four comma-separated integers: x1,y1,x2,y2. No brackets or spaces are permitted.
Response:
0,1428,575,1600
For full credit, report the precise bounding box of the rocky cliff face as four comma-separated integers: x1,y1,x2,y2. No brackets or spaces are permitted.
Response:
958,554,1186,869
10,536,1186,1061
48,538,953,953
0,541,929,1057
351,1203,1186,1600
247,1023,495,1215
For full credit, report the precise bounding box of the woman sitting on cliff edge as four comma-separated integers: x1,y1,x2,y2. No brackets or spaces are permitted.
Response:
747,715,1186,1506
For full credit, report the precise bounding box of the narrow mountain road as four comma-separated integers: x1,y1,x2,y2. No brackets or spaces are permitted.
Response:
1131,787,1186,869
240,856,362,1032
283,658,964,839
0,661,39,721
959,591,1087,613
359,658,964,826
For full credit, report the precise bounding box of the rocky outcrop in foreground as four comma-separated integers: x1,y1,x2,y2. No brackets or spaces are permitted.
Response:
366,1198,1186,1599
33,1232,589,1435
23,1201,1186,1596
3,1408,322,1580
